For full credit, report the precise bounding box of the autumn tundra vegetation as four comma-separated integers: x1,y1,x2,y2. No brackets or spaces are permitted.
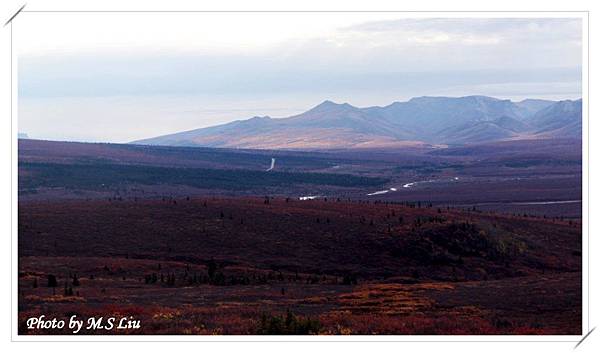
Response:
18,139,581,334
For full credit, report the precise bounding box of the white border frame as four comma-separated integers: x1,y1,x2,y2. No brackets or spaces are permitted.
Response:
8,8,590,343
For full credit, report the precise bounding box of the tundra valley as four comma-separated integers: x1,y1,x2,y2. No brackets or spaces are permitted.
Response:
18,96,582,335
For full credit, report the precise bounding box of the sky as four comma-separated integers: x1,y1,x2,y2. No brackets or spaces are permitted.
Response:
16,13,583,143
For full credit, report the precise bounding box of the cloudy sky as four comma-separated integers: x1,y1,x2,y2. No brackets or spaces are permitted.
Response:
17,13,582,142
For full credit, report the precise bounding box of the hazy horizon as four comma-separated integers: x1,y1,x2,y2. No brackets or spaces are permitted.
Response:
19,94,583,144
16,15,582,143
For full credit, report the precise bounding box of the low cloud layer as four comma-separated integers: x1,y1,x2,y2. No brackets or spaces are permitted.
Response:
17,15,582,142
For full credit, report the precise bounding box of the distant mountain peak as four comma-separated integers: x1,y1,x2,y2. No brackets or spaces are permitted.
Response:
309,100,355,112
320,99,337,105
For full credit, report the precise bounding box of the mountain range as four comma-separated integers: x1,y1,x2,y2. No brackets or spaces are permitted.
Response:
132,96,582,150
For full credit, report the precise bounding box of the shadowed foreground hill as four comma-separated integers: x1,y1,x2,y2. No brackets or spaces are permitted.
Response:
18,197,581,334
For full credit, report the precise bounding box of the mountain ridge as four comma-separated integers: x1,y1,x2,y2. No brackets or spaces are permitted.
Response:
132,96,582,150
